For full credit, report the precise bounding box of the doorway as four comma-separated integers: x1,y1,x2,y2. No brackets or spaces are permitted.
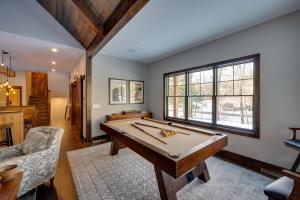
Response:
70,76,83,138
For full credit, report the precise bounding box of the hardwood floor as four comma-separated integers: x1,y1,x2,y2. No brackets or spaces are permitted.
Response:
19,119,106,200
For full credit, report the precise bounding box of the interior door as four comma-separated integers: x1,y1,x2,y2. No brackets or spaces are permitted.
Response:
75,80,82,134
71,77,83,137
31,72,48,97
71,84,76,125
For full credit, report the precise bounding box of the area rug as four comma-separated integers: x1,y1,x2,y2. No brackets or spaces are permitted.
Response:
67,143,272,200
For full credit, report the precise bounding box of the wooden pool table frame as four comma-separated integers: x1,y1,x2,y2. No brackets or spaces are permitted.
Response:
100,118,228,200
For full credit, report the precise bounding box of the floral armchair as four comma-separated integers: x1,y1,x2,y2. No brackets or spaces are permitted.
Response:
0,127,63,197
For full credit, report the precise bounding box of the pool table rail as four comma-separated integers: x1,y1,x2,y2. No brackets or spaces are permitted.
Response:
144,118,217,136
100,122,178,175
176,133,227,176
100,120,228,179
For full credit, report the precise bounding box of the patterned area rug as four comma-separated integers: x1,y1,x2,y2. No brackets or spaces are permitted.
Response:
67,143,272,200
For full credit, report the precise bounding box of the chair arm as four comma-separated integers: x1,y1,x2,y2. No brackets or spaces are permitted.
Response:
1,147,56,171
283,170,300,182
283,170,300,200
17,148,54,169
0,144,23,160
289,128,300,140
0,148,49,166
0,148,57,197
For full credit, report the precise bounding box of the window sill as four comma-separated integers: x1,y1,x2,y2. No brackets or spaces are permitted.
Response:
164,117,259,138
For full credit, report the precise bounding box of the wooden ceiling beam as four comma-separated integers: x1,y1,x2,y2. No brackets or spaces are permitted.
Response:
37,0,88,48
70,0,104,37
86,35,102,51
104,0,137,35
87,0,149,58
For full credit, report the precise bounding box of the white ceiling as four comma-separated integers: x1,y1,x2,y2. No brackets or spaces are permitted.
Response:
0,0,82,49
100,0,300,64
0,0,84,73
0,31,85,73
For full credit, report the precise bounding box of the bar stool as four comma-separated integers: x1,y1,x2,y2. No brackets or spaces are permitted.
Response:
0,122,14,146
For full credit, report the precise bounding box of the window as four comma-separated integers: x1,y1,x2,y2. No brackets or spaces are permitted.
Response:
188,68,213,123
166,74,186,119
164,54,260,137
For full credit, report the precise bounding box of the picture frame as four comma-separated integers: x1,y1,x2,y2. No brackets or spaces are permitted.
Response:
109,78,127,105
129,80,144,104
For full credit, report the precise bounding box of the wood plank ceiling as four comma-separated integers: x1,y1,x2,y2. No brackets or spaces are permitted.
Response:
37,0,149,57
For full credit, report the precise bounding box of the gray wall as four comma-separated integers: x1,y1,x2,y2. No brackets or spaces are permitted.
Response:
147,11,300,169
48,72,69,98
48,71,69,121
92,54,148,137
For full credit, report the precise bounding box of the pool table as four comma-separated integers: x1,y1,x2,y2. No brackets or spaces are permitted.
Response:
100,118,228,200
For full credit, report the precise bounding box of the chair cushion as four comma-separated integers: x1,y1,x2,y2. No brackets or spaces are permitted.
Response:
284,139,300,149
264,176,294,200
22,130,51,155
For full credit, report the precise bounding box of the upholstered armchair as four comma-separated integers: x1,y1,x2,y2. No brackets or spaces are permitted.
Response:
0,127,63,197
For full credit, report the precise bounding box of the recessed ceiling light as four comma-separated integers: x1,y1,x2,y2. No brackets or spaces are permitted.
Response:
51,48,58,52
51,61,56,65
51,68,56,72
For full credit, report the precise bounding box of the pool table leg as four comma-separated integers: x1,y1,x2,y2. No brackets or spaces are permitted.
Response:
154,166,177,200
154,161,210,200
197,161,210,182
110,139,122,155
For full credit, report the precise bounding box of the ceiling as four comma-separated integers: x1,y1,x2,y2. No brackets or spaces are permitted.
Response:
0,0,82,49
37,0,149,57
0,0,148,74
0,31,84,73
100,0,300,64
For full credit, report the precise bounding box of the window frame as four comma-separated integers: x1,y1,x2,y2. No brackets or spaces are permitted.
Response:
163,54,260,138
165,73,187,119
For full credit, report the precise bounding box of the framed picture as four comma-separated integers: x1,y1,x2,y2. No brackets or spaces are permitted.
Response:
129,80,144,104
109,78,127,104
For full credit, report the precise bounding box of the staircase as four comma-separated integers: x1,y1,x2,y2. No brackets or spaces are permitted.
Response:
28,96,50,126
27,72,50,126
